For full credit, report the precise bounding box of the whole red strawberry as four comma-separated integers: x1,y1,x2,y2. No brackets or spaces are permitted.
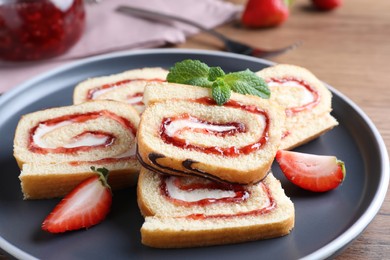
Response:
241,0,291,28
311,0,342,11
42,167,112,233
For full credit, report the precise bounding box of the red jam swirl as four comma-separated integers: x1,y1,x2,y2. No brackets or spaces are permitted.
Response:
186,182,275,219
28,110,136,154
268,77,320,116
162,113,246,137
86,78,165,100
127,92,144,106
0,0,85,61
159,97,269,157
159,175,276,219
160,175,249,207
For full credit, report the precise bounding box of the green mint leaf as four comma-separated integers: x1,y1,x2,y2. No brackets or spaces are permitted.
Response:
186,77,213,88
208,66,225,81
212,79,231,105
223,69,270,99
166,60,270,104
167,59,212,88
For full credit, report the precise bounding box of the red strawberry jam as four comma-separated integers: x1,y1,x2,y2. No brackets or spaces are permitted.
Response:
127,92,144,106
159,175,275,219
160,175,249,207
29,111,136,154
159,97,269,157
267,77,320,116
86,78,166,100
0,0,85,61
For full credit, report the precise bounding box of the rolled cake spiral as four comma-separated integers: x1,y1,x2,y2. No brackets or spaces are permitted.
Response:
14,100,140,199
256,64,338,150
137,168,295,248
73,67,168,113
137,83,285,184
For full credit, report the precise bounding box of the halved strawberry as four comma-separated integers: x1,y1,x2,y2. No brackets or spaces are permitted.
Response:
42,167,112,233
275,150,345,192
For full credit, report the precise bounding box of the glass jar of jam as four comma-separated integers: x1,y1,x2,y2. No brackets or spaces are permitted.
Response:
0,0,85,61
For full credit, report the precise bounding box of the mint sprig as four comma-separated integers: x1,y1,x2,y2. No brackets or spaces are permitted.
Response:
167,59,270,105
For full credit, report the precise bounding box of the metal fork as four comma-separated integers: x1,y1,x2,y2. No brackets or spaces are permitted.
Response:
115,5,301,58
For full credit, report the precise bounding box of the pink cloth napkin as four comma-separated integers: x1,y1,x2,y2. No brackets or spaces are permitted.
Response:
0,0,241,93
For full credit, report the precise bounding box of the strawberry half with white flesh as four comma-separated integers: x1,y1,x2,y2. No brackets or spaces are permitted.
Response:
275,150,346,192
42,167,112,233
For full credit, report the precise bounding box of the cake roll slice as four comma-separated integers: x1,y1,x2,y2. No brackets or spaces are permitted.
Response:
138,83,285,184
137,168,295,248
73,67,168,113
14,100,140,199
256,64,338,150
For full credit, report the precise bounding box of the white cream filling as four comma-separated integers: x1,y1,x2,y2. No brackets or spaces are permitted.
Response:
63,134,110,148
91,86,118,99
33,121,72,149
165,176,236,202
268,80,314,104
164,118,238,137
127,95,143,105
33,120,119,149
32,119,136,160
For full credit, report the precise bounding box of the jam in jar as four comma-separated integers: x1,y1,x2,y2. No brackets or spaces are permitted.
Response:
0,0,85,61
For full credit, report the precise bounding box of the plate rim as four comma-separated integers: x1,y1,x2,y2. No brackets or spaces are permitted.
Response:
0,48,388,260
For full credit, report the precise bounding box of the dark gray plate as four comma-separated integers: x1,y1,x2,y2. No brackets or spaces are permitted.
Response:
0,49,388,260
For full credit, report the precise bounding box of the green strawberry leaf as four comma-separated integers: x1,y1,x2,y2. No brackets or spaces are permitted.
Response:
90,166,109,177
91,166,110,188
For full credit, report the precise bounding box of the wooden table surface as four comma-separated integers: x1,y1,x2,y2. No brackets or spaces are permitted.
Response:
177,0,390,259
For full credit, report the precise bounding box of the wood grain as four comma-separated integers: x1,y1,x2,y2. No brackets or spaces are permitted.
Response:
177,0,390,259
